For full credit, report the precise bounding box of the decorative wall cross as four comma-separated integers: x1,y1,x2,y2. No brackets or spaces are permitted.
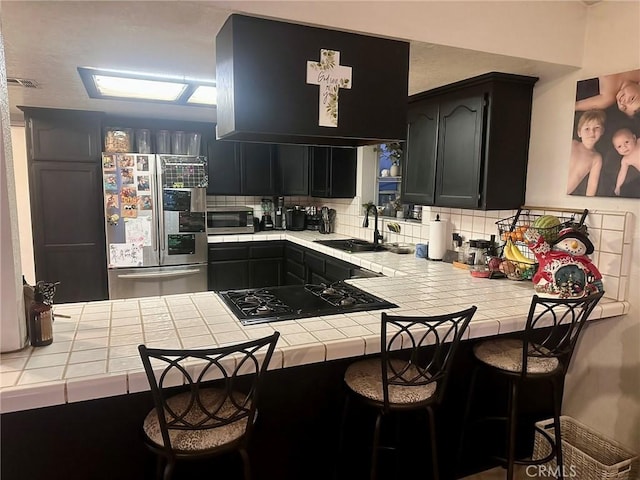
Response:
306,49,352,127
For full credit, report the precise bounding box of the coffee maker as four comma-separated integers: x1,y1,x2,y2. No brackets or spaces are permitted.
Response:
259,198,274,231
273,196,285,230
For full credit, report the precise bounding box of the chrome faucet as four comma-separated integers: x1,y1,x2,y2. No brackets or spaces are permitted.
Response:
362,205,383,247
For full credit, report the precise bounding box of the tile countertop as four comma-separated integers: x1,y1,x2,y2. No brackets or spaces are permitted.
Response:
0,231,629,413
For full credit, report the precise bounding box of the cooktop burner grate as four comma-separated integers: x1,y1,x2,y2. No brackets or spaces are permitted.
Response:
218,282,397,325
304,283,379,307
224,290,296,317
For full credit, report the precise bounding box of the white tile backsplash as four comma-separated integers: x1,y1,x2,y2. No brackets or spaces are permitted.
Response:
322,200,632,303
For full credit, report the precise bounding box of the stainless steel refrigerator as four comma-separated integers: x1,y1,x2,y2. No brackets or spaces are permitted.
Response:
102,153,208,299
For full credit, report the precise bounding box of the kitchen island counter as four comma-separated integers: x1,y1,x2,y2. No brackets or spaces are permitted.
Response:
0,231,629,413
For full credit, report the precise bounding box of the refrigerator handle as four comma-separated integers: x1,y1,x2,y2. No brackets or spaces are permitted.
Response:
116,268,203,279
155,157,165,253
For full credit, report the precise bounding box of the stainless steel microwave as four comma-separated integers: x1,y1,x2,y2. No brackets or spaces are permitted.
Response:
206,206,254,235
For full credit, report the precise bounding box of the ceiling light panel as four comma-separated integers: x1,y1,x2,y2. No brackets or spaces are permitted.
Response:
94,75,187,101
187,85,217,105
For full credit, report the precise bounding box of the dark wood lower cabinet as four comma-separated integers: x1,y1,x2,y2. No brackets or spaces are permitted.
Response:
249,258,283,288
208,242,285,291
0,331,559,480
208,259,249,291
209,241,363,291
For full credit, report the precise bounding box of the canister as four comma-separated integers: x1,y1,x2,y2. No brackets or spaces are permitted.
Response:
172,131,187,154
136,129,151,154
156,130,171,154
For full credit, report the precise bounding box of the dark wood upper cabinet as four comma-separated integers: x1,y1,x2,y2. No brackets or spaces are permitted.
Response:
208,141,310,196
276,145,309,196
207,137,240,195
404,72,538,210
309,146,356,198
22,107,103,162
241,143,277,195
434,90,485,208
20,107,108,303
401,101,438,205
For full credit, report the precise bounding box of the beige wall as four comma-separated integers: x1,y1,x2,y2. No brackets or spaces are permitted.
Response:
11,126,33,284
533,1,640,453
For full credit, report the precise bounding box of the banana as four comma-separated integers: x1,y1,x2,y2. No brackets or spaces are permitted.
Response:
508,239,536,265
503,239,517,262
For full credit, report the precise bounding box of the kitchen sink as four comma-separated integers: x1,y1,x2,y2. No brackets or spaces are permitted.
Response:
314,238,387,253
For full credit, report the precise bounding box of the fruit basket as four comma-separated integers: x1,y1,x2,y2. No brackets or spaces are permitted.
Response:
494,207,589,281
496,207,589,263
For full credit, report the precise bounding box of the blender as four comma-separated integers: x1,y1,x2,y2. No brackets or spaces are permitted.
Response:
260,198,274,231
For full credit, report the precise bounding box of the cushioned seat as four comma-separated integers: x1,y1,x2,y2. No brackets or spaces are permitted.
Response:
143,388,250,452
137,332,280,480
473,338,559,374
344,358,437,404
338,306,477,480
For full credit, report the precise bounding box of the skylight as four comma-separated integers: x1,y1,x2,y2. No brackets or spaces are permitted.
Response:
187,85,217,105
78,67,216,107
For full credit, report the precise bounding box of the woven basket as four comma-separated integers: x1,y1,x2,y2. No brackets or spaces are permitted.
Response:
533,416,638,480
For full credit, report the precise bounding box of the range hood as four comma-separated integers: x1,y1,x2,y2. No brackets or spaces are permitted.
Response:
215,14,409,147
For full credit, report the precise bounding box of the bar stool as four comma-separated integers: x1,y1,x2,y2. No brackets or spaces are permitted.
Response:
338,306,477,480
458,292,604,480
137,332,280,480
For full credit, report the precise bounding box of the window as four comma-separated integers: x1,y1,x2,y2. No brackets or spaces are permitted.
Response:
375,143,403,215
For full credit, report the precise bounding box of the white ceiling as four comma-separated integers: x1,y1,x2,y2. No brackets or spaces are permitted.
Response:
2,1,577,125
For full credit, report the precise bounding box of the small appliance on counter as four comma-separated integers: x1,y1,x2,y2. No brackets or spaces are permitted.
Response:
306,206,321,231
206,205,254,235
286,206,306,231
274,196,285,230
260,198,274,231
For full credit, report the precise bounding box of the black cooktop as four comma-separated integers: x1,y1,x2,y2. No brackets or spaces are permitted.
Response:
218,282,397,325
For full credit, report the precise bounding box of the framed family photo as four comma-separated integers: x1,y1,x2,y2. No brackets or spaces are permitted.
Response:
568,68,640,198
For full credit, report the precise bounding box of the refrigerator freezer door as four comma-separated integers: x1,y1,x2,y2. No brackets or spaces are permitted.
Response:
157,155,208,267
107,264,207,300
103,153,160,268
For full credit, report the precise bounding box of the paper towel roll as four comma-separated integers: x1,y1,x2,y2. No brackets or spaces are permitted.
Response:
428,217,448,260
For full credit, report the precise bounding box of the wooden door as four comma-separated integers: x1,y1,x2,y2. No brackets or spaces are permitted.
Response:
402,101,438,205
207,137,240,195
328,148,357,198
242,143,276,195
435,92,484,208
29,161,107,302
277,145,309,195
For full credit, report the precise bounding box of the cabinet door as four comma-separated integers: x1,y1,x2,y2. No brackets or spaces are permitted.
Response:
324,258,353,283
207,136,241,195
249,258,283,288
402,101,438,205
242,143,276,195
435,92,484,208
25,111,102,162
208,260,249,291
277,145,309,195
29,161,108,302
309,147,330,197
328,148,357,198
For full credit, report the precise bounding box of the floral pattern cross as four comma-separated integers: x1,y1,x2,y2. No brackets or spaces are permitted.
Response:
306,49,352,127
